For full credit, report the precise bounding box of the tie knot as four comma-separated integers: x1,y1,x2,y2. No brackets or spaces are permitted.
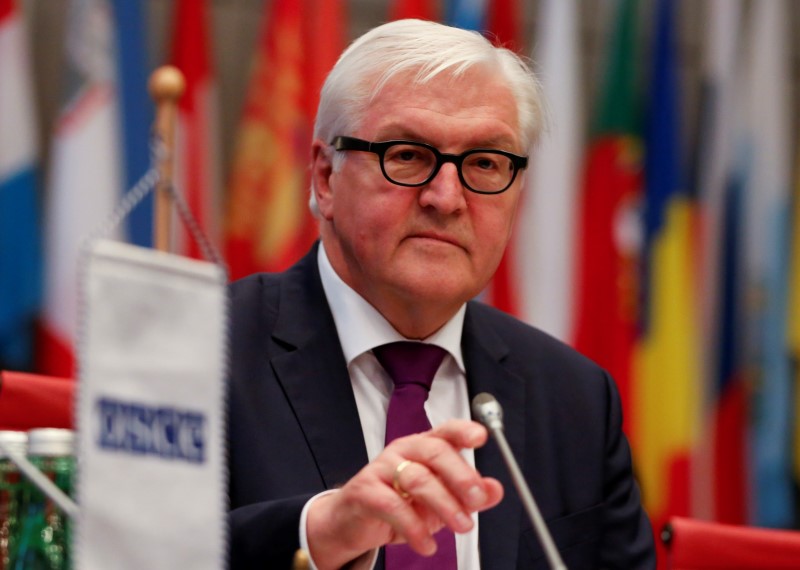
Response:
373,342,447,390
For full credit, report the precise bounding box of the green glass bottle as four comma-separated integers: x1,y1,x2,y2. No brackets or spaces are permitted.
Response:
0,431,27,570
13,429,75,570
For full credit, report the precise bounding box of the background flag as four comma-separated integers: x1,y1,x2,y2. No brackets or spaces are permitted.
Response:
509,0,582,340
740,0,794,528
573,0,643,435
690,0,742,521
170,0,220,258
303,0,345,125
791,149,800,505
634,0,700,551
111,0,153,247
482,0,521,315
709,98,748,525
301,0,345,264
38,0,123,376
389,0,438,21
225,0,344,278
446,0,487,31
485,0,520,52
0,0,42,371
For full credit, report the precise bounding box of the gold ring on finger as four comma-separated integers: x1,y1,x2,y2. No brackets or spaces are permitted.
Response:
392,459,414,499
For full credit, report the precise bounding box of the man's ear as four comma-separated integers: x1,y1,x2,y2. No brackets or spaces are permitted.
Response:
311,139,335,220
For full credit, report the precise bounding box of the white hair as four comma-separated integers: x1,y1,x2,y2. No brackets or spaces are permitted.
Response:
309,18,547,215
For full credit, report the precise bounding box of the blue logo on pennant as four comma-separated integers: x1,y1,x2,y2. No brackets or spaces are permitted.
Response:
96,398,206,464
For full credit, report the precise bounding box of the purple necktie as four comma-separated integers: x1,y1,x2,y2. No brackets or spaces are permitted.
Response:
373,342,458,570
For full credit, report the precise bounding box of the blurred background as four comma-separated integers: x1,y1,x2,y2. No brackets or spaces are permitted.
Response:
2,0,799,563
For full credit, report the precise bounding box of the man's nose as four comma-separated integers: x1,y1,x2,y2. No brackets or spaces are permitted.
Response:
418,163,467,214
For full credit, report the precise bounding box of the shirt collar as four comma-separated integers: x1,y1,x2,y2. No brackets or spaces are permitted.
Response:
317,242,466,373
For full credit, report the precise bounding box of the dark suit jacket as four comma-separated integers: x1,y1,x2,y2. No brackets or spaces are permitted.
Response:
228,244,655,569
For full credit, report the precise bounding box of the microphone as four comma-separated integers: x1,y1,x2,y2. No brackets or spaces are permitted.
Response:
472,393,567,570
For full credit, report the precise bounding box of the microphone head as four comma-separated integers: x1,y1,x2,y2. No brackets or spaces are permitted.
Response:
471,392,504,431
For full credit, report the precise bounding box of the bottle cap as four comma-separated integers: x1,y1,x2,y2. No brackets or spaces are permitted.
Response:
0,430,27,458
27,428,75,456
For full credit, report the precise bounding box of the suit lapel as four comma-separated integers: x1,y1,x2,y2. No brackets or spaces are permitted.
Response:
270,245,370,489
463,304,525,570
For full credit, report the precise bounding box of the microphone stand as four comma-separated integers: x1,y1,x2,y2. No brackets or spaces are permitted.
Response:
473,393,567,570
489,425,567,570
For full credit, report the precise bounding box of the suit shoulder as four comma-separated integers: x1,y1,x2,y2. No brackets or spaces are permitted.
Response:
466,302,627,446
230,272,281,296
466,301,605,378
228,273,284,334
230,272,282,306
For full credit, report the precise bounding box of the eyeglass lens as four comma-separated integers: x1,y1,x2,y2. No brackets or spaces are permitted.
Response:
383,143,515,193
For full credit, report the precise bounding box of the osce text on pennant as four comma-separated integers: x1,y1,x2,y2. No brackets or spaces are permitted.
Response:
96,397,206,464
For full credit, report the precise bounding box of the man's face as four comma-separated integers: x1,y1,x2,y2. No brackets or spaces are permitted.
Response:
313,67,524,336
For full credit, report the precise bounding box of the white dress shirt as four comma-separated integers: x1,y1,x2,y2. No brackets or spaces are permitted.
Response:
298,243,481,570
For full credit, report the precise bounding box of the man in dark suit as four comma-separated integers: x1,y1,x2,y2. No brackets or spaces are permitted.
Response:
228,18,655,570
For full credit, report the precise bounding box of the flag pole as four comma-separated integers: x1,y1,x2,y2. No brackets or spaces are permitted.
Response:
148,66,185,252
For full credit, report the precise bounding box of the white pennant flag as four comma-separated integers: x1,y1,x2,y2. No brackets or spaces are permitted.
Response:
76,240,227,569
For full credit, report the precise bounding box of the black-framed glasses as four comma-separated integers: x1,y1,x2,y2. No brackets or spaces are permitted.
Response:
331,136,528,195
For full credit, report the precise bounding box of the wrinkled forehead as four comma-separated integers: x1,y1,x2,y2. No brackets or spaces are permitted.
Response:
356,68,522,146
364,63,504,105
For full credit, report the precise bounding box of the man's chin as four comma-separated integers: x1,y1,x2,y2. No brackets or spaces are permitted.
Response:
394,274,479,307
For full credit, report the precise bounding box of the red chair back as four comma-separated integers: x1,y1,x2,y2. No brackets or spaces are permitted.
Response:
0,371,75,430
663,516,800,569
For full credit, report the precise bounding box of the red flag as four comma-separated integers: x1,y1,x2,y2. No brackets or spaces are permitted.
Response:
574,137,642,426
389,0,438,21
304,0,346,123
170,0,220,259
486,0,521,52
572,0,642,437
225,0,345,278
483,0,522,315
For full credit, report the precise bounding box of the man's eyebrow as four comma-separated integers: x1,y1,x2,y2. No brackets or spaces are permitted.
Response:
372,129,519,151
